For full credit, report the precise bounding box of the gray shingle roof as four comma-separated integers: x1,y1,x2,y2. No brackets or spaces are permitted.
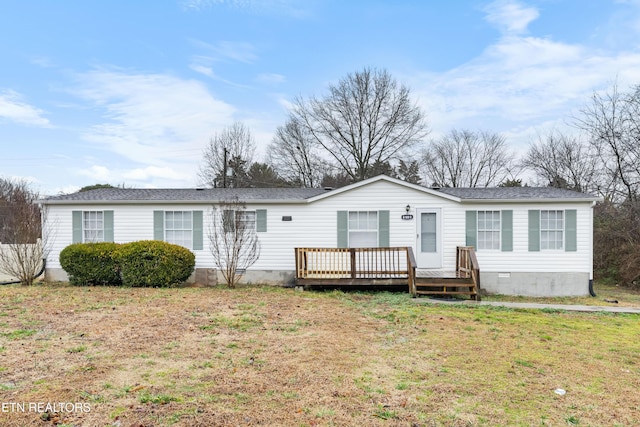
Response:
41,179,600,205
437,186,598,200
43,187,330,204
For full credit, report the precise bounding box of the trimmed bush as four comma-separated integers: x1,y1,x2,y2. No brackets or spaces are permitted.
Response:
116,240,195,287
59,242,122,286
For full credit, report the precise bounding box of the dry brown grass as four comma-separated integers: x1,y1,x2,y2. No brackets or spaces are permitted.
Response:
0,283,638,426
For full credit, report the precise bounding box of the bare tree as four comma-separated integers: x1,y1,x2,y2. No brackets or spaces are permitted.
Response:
0,178,50,285
521,131,599,193
575,83,640,202
209,198,260,288
267,117,326,187
199,122,256,188
422,129,515,187
573,83,640,286
290,67,428,181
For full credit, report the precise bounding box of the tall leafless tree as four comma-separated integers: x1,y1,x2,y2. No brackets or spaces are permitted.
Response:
570,83,640,286
521,131,599,193
289,67,428,181
422,129,516,187
0,178,51,285
575,83,640,202
267,118,326,187
209,198,260,288
199,122,256,188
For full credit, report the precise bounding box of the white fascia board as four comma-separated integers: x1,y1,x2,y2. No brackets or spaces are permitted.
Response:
306,175,462,203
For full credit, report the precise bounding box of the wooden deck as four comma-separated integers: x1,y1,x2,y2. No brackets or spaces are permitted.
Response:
295,246,416,288
294,246,480,300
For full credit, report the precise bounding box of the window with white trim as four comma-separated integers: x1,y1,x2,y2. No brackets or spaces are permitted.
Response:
348,211,378,247
237,210,256,230
223,210,256,232
477,211,500,250
165,211,193,248
83,211,104,242
541,210,563,250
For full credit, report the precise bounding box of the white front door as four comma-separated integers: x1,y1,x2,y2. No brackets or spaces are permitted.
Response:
416,208,442,268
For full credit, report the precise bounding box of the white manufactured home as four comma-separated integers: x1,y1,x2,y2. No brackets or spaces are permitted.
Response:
41,175,600,297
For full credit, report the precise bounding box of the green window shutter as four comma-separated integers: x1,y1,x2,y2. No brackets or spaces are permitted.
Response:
153,211,164,241
337,211,348,248
465,211,477,248
256,209,267,232
565,209,577,252
501,210,513,252
378,210,389,247
528,210,540,252
72,211,83,243
192,210,203,250
103,210,114,242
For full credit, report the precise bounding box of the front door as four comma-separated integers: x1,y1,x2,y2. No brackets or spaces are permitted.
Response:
416,208,442,268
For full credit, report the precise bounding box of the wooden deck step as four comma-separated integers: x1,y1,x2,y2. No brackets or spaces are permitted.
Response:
416,278,474,286
416,270,468,279
414,275,480,301
415,290,477,295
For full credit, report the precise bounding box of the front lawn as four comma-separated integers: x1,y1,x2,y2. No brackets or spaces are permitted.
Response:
0,284,638,426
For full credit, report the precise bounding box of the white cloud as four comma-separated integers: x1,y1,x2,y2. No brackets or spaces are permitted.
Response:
29,56,55,68
256,73,286,85
123,166,189,181
483,0,539,35
0,90,50,127
71,68,237,186
190,39,258,64
274,94,294,111
189,59,251,88
181,0,311,18
189,63,216,78
78,165,112,181
409,1,640,150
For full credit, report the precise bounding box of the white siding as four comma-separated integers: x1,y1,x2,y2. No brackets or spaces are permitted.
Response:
45,204,209,269
464,203,594,275
254,180,461,270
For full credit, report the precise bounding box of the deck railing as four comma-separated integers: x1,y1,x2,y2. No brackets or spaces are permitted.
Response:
295,247,416,291
456,246,481,292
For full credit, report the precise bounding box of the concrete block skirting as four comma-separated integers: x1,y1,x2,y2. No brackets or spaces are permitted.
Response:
45,268,590,296
191,269,296,287
480,271,591,297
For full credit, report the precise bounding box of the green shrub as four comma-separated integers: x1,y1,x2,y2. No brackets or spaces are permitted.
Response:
116,240,195,287
59,242,122,286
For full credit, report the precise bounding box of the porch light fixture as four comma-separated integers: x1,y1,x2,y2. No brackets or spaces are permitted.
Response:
405,204,411,214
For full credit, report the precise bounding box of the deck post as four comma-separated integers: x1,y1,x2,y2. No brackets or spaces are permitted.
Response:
406,246,417,297
349,248,356,279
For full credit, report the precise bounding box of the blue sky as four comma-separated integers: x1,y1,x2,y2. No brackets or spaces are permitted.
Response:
2,0,640,194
